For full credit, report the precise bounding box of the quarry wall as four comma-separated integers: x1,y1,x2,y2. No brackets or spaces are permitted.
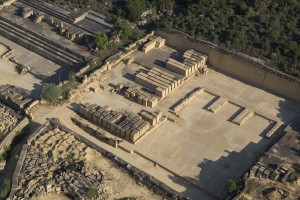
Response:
156,29,300,102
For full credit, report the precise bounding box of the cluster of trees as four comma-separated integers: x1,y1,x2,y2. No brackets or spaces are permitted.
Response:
115,0,175,21
158,0,299,77
93,18,144,50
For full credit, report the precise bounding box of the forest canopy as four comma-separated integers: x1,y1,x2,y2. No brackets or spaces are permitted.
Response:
163,0,300,77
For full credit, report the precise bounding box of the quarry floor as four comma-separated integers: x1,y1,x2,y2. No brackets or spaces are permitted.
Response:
0,41,42,98
2,40,300,199
0,35,73,85
28,46,300,199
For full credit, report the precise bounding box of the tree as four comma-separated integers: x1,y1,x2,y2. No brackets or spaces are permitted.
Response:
226,179,237,194
125,0,143,21
113,18,133,42
68,71,76,82
0,146,11,161
155,0,175,12
94,33,108,50
40,83,62,103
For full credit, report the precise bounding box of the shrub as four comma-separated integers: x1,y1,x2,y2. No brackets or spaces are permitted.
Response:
40,83,62,103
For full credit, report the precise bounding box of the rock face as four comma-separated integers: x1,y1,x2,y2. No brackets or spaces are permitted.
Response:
0,105,17,135
16,127,108,199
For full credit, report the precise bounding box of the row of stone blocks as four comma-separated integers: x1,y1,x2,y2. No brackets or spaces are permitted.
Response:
231,106,281,138
207,96,228,113
172,87,204,112
79,103,152,142
135,67,183,98
166,49,207,77
0,15,84,67
19,0,74,24
142,36,166,53
124,87,159,108
232,108,253,125
206,94,282,138
22,7,85,41
0,84,32,111
249,163,290,183
60,24,85,41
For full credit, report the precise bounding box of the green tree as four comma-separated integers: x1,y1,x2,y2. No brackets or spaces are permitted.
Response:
68,71,76,82
155,0,175,12
125,0,143,21
114,18,133,42
0,146,11,161
94,33,108,50
226,179,237,194
40,83,62,103
0,179,11,199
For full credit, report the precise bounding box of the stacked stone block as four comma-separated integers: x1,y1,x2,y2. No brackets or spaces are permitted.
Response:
140,110,162,126
124,87,159,108
63,26,84,41
79,103,151,143
142,36,166,53
33,12,45,23
135,67,181,98
22,7,33,19
166,49,207,77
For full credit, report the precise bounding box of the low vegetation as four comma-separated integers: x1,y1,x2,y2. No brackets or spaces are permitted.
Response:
87,187,99,199
67,71,76,82
64,154,79,172
0,131,25,161
0,179,11,200
0,146,11,161
224,179,244,200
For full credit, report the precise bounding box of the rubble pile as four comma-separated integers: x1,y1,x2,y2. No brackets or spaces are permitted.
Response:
0,105,18,135
0,84,32,111
15,127,109,199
